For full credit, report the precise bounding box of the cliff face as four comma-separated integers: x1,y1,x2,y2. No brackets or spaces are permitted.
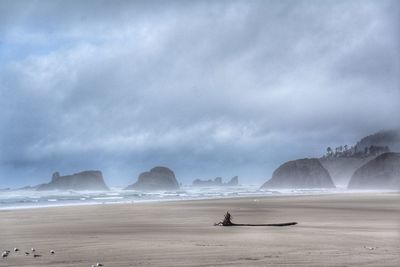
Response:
125,166,179,191
36,170,109,191
348,153,400,190
261,158,335,189
192,176,239,187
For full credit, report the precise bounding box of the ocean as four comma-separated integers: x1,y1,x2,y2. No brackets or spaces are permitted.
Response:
0,186,350,210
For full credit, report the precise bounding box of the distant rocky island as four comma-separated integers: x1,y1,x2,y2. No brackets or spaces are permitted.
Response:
320,130,400,186
125,166,179,191
348,152,400,190
261,158,335,189
192,176,239,187
5,129,399,192
36,170,109,191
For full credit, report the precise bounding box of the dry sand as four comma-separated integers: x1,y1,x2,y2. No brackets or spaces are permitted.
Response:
1,193,399,266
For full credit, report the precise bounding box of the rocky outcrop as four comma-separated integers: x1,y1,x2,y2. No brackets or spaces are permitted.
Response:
193,177,222,187
226,176,239,186
36,170,109,191
125,166,179,191
261,158,335,189
192,176,239,187
319,130,400,186
348,152,400,190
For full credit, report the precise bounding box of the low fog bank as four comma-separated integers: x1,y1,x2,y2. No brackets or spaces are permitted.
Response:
1,129,400,191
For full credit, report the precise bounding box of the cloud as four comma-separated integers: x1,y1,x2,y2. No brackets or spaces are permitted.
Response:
0,0,399,187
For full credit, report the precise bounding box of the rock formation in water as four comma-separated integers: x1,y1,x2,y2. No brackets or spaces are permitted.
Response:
226,176,239,186
261,158,335,189
320,129,400,186
36,170,109,191
347,152,400,190
192,176,239,187
125,166,179,191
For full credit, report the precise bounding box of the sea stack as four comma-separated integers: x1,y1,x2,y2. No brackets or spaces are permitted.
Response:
261,158,335,189
36,170,109,191
125,166,179,191
192,176,239,187
348,152,400,190
226,176,239,186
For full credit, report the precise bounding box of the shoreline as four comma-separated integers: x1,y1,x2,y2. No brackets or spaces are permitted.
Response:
1,189,398,211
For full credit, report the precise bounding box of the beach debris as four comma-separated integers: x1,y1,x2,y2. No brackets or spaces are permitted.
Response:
97,263,103,266
214,211,298,227
25,252,30,256
33,254,41,258
14,248,19,252
364,246,378,250
50,250,55,254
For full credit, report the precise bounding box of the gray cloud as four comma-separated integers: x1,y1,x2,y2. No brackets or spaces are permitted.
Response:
0,0,399,187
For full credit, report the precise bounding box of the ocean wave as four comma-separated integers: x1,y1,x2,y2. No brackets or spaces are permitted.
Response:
0,186,354,210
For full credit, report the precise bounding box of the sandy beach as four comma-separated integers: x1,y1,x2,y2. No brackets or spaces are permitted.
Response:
1,193,399,266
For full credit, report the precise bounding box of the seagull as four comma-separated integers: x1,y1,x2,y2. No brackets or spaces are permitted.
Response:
25,252,30,256
14,248,19,252
50,250,55,254
33,254,41,258
97,263,103,266
31,248,35,252
2,252,8,258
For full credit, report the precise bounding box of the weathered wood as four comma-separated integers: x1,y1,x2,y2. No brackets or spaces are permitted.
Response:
214,212,297,227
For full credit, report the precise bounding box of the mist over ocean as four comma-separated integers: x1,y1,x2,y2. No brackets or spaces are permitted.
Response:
0,186,350,210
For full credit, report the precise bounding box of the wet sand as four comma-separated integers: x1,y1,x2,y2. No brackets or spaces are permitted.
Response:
1,193,399,266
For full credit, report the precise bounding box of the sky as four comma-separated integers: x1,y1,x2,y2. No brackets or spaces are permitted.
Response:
0,0,399,188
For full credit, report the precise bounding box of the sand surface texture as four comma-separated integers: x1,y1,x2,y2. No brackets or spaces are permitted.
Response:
1,193,399,266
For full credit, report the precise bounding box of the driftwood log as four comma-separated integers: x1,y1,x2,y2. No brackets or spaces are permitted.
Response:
214,212,297,227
